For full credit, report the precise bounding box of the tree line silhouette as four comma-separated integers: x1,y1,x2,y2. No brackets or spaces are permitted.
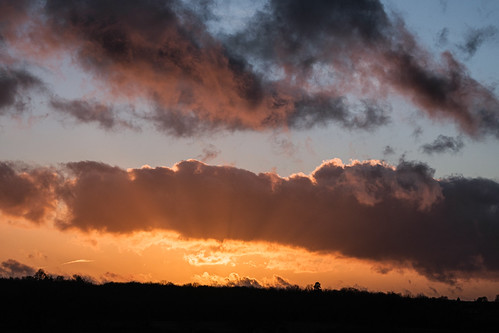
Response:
1,269,498,332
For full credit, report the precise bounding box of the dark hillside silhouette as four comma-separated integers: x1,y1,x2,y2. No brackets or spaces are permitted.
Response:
0,272,498,332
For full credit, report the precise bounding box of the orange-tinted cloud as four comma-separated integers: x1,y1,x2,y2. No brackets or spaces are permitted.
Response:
0,162,57,223
193,272,294,289
2,0,497,137
1,159,498,283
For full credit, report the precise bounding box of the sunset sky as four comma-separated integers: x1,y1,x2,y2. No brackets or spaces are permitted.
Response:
1,0,499,300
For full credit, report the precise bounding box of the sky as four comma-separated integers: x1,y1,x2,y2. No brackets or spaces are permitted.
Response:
0,0,498,300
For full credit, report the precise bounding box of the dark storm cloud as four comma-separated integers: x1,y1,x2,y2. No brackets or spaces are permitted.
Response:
458,26,497,58
1,158,498,283
421,135,464,155
0,259,36,278
0,68,45,114
3,0,496,137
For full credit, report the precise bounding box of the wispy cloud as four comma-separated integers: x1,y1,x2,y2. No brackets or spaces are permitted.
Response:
61,259,95,265
197,144,220,163
421,135,464,155
383,145,395,155
458,25,497,58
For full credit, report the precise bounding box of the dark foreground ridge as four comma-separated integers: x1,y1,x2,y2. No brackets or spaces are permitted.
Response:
1,275,498,332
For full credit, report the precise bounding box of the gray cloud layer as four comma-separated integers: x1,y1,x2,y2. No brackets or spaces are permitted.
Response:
1,159,498,283
0,0,497,137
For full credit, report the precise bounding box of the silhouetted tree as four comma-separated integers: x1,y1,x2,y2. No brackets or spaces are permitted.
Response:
34,269,50,281
475,296,488,303
313,282,322,291
495,295,499,302
72,274,87,284
1,277,499,332
286,284,301,291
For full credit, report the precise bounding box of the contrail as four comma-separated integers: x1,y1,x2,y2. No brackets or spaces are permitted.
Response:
61,259,95,265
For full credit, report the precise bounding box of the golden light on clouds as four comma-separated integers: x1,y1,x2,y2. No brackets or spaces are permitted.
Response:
1,0,499,307
1,155,499,301
2,212,499,300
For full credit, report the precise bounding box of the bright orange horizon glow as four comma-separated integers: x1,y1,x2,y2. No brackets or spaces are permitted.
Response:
1,213,498,301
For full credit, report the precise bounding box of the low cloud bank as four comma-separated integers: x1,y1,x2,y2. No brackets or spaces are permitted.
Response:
1,158,498,283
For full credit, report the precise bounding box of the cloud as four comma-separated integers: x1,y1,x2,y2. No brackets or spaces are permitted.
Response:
194,272,262,288
272,275,293,289
197,144,220,163
0,68,45,115
372,265,393,275
420,135,464,155
226,0,499,138
0,162,57,222
436,28,449,47
61,259,95,265
412,126,423,139
287,98,391,131
1,0,496,137
50,97,133,130
383,145,395,155
270,135,298,158
4,0,291,135
193,272,293,289
0,259,36,278
1,158,499,283
439,0,448,13
458,26,497,58
100,271,130,283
